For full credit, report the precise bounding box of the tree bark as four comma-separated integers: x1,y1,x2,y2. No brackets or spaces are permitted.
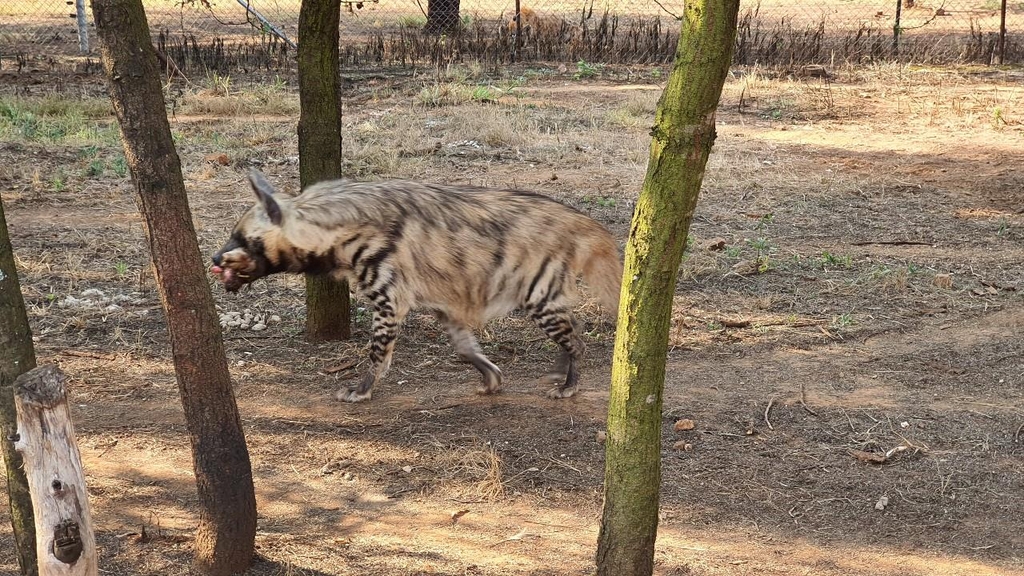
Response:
0,195,39,575
12,365,97,576
595,1,740,575
298,0,351,342
425,0,462,34
90,1,257,573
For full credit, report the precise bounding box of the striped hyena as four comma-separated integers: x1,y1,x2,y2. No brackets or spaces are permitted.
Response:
211,170,622,402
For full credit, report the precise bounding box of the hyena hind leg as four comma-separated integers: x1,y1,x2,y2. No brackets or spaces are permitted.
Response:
336,304,406,403
531,308,586,399
436,312,503,395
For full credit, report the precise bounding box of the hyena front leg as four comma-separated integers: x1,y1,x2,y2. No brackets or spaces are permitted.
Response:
530,307,586,399
435,312,503,395
335,299,407,403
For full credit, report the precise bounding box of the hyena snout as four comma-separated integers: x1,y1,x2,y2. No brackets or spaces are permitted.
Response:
210,248,257,292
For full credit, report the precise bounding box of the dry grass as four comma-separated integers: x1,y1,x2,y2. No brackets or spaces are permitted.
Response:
1,66,1024,576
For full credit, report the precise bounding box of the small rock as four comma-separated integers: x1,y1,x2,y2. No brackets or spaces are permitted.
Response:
595,430,607,443
401,465,413,473
875,495,889,511
251,323,267,331
672,440,688,451
673,419,695,432
342,471,354,481
933,273,953,289
270,315,281,323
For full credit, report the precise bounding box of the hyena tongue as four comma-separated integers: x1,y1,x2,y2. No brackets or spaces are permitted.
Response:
210,265,233,284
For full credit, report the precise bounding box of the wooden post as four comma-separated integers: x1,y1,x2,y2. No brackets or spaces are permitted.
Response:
12,364,97,576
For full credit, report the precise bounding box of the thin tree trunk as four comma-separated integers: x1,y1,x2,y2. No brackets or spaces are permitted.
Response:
299,0,351,342
13,365,97,576
596,1,740,574
425,0,462,34
90,1,257,573
0,196,38,575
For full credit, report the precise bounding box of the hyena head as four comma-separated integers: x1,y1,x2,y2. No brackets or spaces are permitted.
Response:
210,170,290,292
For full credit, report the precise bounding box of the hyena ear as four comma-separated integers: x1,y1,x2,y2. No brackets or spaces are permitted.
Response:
247,169,283,226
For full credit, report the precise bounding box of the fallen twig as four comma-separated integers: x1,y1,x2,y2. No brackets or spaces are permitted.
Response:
799,382,819,416
1014,422,1024,443
850,240,933,246
62,349,116,361
324,359,358,374
764,397,775,431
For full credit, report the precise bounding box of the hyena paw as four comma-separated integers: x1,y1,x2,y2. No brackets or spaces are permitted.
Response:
475,367,503,395
546,385,577,399
335,387,372,403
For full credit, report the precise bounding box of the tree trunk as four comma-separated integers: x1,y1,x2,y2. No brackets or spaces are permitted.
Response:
90,1,257,573
0,196,39,575
298,0,351,342
595,1,740,574
425,0,462,34
12,365,97,576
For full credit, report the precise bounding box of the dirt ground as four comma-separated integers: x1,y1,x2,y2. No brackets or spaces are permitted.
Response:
1,62,1023,576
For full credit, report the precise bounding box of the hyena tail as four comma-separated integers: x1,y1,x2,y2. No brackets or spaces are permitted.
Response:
580,232,623,320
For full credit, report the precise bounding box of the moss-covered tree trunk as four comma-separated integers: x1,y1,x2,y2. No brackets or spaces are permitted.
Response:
91,0,257,573
0,197,38,575
299,0,351,342
596,1,740,574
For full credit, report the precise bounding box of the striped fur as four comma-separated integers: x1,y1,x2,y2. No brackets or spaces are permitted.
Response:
212,169,622,402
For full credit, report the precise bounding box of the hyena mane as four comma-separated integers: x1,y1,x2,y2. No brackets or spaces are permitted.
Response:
212,170,622,402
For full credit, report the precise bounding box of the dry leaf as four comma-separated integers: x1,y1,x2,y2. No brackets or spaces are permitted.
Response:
850,449,887,464
450,509,470,524
203,153,230,166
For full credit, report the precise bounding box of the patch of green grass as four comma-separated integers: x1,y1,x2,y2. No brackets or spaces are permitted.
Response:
470,85,500,102
115,261,129,277
398,15,426,28
831,313,855,328
997,219,1010,236
819,251,852,269
205,72,232,96
0,97,117,145
574,60,601,80
581,195,617,207
86,159,105,178
51,172,66,192
111,155,129,178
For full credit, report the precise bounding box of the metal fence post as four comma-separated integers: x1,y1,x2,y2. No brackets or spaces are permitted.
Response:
75,0,89,53
998,0,1007,64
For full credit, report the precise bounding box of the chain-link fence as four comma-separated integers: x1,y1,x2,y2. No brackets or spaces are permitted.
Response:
2,0,1023,70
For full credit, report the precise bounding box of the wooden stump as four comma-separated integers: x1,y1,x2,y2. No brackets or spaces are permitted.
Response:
12,364,98,576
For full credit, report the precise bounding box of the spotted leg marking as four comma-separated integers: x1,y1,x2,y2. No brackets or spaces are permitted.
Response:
530,308,585,399
336,296,406,403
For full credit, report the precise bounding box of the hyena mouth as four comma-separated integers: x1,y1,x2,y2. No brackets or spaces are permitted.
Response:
210,265,250,292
